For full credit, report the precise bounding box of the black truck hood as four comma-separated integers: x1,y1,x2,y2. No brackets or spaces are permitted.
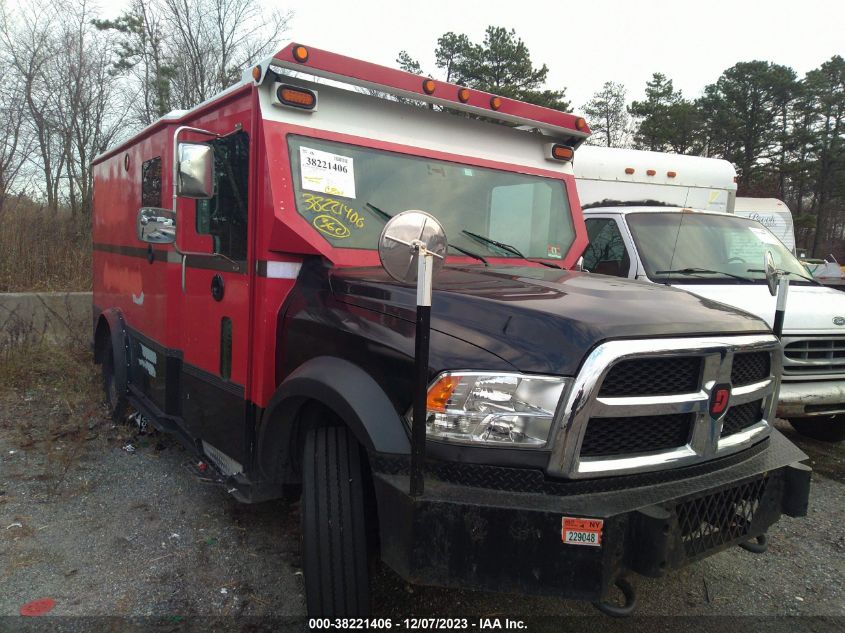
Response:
329,265,769,375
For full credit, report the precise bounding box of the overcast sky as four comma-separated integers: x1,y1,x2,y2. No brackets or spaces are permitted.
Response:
105,0,845,112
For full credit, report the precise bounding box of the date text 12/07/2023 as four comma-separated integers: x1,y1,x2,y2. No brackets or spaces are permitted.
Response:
307,618,528,630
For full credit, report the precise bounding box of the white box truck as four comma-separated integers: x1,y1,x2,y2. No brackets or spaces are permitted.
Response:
575,145,845,441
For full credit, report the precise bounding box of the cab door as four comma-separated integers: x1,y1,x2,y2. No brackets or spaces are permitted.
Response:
177,129,253,470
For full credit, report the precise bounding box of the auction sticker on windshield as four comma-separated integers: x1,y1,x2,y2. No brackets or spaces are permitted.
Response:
562,517,603,547
300,147,356,198
749,226,779,245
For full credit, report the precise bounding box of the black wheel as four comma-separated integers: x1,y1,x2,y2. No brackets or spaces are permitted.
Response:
102,340,128,422
788,415,845,442
302,425,371,617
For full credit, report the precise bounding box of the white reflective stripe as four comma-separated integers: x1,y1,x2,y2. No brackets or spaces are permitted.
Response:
266,261,302,279
417,252,433,307
777,277,789,311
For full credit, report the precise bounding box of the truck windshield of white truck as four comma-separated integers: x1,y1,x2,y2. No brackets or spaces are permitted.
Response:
626,212,812,283
287,135,576,261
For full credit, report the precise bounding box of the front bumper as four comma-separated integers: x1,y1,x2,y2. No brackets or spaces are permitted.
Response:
373,431,810,603
777,380,845,417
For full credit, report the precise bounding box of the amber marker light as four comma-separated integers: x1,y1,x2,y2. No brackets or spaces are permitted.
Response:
277,85,317,110
490,96,502,110
292,44,309,63
251,65,262,81
426,375,461,413
551,144,575,161
458,87,471,103
422,79,436,95
575,117,588,131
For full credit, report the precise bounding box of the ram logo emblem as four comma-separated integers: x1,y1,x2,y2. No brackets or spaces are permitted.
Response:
834,316,845,326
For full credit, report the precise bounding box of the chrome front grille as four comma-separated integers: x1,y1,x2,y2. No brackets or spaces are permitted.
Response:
783,336,845,378
580,413,694,456
547,335,781,478
599,357,702,397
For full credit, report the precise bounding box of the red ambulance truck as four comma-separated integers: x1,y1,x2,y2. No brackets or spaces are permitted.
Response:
92,43,810,617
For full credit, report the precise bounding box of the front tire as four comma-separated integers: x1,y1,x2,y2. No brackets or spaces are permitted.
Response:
302,425,371,616
101,340,128,422
788,415,845,442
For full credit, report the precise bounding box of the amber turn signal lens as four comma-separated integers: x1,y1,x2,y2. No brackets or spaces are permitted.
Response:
427,376,461,413
457,88,470,103
292,45,309,63
251,65,262,81
277,85,317,109
422,79,436,95
625,167,635,175
489,96,502,110
575,117,588,131
551,144,574,161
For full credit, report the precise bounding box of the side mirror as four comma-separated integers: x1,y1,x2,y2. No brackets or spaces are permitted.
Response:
764,250,778,297
137,207,176,244
177,142,214,198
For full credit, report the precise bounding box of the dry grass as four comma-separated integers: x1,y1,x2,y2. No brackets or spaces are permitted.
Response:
0,341,98,401
0,199,92,292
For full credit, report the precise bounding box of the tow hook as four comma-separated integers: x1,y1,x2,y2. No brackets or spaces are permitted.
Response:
739,533,768,554
593,577,637,617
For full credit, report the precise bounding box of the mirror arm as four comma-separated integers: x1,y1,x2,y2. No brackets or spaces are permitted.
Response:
171,125,245,292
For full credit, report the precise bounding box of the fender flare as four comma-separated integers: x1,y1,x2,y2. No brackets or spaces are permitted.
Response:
94,308,131,397
257,356,410,482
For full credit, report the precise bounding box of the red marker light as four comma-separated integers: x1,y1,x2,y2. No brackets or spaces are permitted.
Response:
710,386,731,416
667,171,677,178
624,167,635,175
646,169,656,176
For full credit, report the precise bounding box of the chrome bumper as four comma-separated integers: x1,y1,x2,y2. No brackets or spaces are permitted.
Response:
777,380,845,417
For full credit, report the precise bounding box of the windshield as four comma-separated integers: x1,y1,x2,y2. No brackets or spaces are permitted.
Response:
626,212,811,282
287,135,575,260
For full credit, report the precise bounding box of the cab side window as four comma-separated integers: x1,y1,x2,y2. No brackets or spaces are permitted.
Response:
582,218,630,277
196,131,249,261
142,157,162,207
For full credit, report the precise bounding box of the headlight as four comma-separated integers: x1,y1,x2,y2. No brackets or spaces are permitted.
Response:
408,372,571,448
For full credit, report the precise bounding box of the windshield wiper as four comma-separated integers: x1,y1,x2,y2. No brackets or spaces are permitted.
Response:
365,202,488,266
461,230,562,269
449,244,488,265
365,202,393,222
747,268,820,284
654,267,753,282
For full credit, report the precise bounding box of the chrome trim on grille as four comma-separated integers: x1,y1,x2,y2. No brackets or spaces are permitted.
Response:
546,334,781,478
782,335,845,380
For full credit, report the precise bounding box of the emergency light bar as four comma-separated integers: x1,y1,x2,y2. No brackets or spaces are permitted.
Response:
250,43,591,142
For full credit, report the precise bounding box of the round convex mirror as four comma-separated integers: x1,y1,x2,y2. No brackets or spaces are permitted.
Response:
378,210,448,284
764,250,778,297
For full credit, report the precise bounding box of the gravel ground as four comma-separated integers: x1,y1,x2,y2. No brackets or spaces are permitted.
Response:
1,360,844,631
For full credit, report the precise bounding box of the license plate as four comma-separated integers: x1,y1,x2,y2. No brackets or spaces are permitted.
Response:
562,517,603,547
